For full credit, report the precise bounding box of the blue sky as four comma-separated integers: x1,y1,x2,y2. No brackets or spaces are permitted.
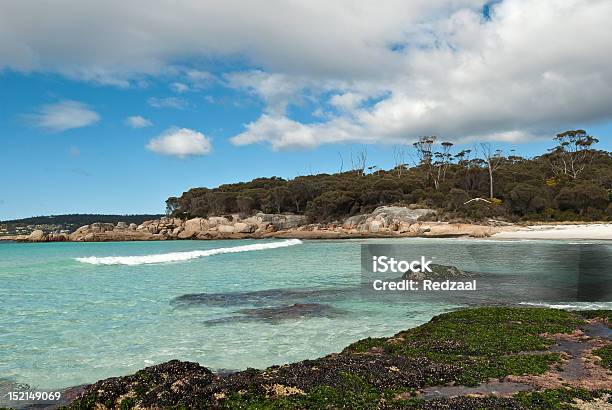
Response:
0,0,611,219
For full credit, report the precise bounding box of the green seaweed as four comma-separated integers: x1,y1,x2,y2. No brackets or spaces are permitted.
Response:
514,388,612,409
453,354,561,387
593,344,612,369
119,396,137,410
576,309,612,322
347,307,581,355
578,309,612,329
345,307,575,386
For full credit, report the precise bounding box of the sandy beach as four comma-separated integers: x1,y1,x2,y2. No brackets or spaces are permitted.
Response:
492,223,612,240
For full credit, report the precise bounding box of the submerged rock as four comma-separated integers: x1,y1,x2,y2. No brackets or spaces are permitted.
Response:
203,303,345,325
171,287,353,308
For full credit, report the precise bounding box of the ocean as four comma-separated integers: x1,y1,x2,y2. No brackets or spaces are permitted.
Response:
0,238,610,390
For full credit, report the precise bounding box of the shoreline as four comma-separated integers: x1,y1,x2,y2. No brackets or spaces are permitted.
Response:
1,222,610,242
490,223,612,240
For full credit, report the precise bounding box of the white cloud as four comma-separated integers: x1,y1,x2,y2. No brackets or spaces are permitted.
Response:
170,82,189,93
229,0,612,148
27,100,100,132
185,69,214,89
3,0,612,146
125,115,153,128
0,1,475,81
231,115,318,150
329,92,366,112
186,70,213,82
231,115,370,149
147,97,187,109
146,127,212,158
224,71,314,115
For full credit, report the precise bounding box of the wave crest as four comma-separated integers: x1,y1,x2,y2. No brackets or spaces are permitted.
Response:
75,239,303,266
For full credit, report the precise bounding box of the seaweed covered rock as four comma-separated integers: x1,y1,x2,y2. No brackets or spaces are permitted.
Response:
70,360,215,409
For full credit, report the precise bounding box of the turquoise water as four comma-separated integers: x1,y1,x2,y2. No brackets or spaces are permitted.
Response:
0,238,610,390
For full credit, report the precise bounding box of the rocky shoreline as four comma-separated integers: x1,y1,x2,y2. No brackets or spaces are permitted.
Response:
49,307,611,409
3,206,609,243
0,206,508,243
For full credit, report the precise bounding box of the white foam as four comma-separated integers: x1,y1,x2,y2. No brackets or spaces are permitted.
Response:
520,301,612,310
75,239,303,266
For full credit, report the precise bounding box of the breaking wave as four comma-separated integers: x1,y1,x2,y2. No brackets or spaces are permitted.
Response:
75,239,303,266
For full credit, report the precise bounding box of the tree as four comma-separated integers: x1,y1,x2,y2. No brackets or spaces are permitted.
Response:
454,148,475,191
413,136,436,187
305,191,355,222
270,187,290,214
548,130,599,179
236,196,255,216
287,180,310,213
509,184,547,214
555,184,608,215
449,188,469,210
432,141,453,190
165,197,179,216
350,147,368,176
392,145,409,178
164,142,611,223
208,192,235,215
479,143,504,198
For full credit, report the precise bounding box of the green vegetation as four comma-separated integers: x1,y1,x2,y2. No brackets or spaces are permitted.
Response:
514,388,612,409
347,307,581,355
65,307,607,410
577,309,612,322
167,131,611,222
593,345,612,370
220,388,612,409
345,307,578,387
220,373,401,409
0,214,162,235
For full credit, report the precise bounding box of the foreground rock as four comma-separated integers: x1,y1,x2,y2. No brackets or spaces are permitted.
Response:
64,307,611,409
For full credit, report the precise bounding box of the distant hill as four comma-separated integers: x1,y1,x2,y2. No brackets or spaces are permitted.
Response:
0,214,164,235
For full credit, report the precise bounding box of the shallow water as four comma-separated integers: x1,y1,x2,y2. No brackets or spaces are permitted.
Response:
0,238,610,390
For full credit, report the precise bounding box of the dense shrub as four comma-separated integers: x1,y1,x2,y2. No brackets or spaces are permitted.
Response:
166,139,611,223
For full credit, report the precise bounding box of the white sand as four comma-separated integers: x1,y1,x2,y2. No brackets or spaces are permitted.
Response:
492,223,612,240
